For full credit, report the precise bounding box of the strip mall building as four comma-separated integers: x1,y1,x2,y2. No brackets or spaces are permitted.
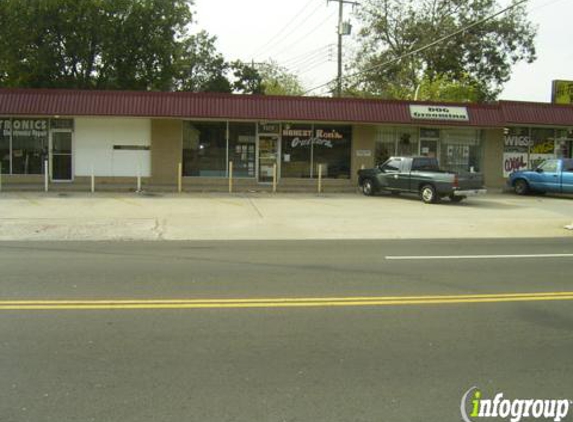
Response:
0,88,572,191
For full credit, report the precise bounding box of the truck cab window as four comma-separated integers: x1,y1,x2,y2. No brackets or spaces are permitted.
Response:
381,158,402,171
538,160,559,173
412,158,439,171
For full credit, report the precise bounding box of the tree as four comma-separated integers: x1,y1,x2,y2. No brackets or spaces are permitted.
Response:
349,0,537,101
229,60,305,96
257,61,305,96
0,0,232,92
230,61,265,94
174,31,232,93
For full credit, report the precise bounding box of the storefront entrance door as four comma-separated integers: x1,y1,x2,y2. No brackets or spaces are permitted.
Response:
51,131,73,181
258,136,279,183
420,140,438,158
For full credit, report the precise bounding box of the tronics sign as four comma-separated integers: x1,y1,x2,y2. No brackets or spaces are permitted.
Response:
409,105,469,122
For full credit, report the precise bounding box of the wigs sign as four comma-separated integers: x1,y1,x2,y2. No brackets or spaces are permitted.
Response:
503,133,530,177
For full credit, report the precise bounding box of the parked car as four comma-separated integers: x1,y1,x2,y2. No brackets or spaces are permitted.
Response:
357,156,486,203
508,158,573,195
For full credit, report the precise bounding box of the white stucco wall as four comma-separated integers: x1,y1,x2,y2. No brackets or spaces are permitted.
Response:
74,118,151,177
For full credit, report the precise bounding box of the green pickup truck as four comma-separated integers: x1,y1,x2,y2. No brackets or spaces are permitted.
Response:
357,156,486,203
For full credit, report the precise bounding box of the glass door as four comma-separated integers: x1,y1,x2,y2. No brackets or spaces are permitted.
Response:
51,131,73,181
420,139,438,158
258,136,279,183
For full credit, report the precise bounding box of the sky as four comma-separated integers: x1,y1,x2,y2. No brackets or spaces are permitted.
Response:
193,0,572,102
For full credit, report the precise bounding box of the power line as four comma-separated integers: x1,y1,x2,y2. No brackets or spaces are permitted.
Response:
248,0,319,59
286,47,334,70
279,44,334,66
291,51,334,72
298,58,335,75
304,0,529,95
276,10,337,56
252,1,327,60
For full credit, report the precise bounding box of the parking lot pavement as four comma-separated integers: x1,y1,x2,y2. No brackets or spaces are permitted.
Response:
0,191,571,240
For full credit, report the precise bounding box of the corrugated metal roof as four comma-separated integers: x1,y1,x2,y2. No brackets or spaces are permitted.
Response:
500,100,573,127
0,89,416,124
0,88,570,127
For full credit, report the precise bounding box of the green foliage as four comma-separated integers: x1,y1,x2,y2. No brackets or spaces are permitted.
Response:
256,61,305,96
229,60,305,96
0,1,307,95
231,61,265,94
0,0,194,90
174,31,232,93
349,0,537,101
0,0,244,93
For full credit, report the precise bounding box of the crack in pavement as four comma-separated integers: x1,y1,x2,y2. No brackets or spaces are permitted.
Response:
244,194,264,219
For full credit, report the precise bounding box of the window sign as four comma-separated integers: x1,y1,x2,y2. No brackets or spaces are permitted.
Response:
281,124,352,179
313,125,351,179
0,118,49,175
503,127,530,177
530,128,555,169
1,119,48,137
281,124,312,178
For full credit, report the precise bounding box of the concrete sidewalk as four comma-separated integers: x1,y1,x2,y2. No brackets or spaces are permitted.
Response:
0,191,572,240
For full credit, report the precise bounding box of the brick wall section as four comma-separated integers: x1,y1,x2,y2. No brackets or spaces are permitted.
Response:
351,125,376,183
483,129,505,188
151,119,182,184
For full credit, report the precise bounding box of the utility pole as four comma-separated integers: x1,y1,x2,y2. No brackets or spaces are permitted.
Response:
328,0,358,97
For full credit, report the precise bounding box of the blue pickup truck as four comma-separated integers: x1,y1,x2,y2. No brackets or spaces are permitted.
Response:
508,158,573,194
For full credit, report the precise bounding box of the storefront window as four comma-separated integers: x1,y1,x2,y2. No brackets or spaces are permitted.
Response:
228,123,256,178
374,127,396,164
530,128,555,169
440,129,482,173
10,119,49,175
555,129,573,158
313,125,351,179
502,127,530,176
182,122,227,177
281,124,312,178
396,128,418,156
0,119,9,174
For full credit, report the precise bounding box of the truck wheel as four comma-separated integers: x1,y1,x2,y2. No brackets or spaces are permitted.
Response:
450,195,465,203
514,179,529,195
420,184,438,204
362,179,375,196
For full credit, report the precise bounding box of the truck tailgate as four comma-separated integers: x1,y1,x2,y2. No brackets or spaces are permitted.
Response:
457,173,484,190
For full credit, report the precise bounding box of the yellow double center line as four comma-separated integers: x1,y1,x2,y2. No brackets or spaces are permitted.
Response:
1,292,573,310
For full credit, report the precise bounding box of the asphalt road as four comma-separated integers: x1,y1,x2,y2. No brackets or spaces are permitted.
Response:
1,239,572,422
